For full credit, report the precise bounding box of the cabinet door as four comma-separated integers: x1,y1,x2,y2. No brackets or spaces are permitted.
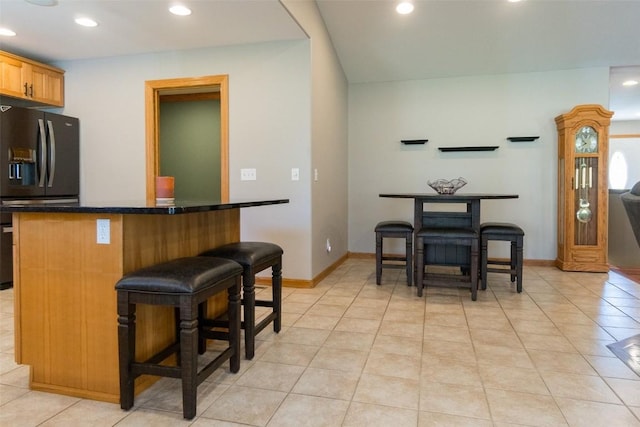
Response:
0,54,26,99
29,64,64,107
0,52,64,107
44,69,64,106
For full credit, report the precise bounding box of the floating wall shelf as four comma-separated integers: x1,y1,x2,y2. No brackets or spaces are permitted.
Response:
401,139,428,145
438,146,499,152
507,136,539,142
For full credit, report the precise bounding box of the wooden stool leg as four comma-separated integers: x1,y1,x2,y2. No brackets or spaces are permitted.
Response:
375,232,382,285
172,307,184,366
405,232,413,286
470,241,478,301
480,236,488,290
197,302,207,354
516,237,524,293
179,303,199,420
228,278,241,373
416,237,424,297
242,270,256,360
510,241,517,282
272,261,282,333
117,293,135,411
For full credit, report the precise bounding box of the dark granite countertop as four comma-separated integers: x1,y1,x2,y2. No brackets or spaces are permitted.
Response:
0,198,289,214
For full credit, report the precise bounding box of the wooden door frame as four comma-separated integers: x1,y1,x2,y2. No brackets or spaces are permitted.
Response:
145,75,229,202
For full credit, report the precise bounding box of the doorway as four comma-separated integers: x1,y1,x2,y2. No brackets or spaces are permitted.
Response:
145,75,229,202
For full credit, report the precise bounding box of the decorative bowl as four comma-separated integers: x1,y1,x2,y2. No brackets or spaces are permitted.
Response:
428,177,467,195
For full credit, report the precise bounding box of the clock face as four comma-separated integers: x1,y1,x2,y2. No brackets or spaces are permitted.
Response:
575,126,598,153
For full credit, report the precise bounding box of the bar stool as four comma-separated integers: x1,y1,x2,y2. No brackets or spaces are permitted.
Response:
375,221,413,286
200,242,283,360
116,256,243,420
480,222,524,293
415,227,479,300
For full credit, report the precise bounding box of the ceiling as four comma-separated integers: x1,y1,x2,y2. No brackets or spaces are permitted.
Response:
0,0,638,120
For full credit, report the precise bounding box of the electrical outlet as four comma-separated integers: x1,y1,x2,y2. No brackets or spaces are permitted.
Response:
96,219,110,244
314,169,319,182
291,168,300,181
240,168,257,181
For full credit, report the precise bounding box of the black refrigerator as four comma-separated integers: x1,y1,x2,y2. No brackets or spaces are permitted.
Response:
0,105,80,288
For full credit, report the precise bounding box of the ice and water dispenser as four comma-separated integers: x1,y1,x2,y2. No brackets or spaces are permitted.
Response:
7,147,37,186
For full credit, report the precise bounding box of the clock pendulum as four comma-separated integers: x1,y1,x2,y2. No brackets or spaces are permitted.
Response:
575,159,593,244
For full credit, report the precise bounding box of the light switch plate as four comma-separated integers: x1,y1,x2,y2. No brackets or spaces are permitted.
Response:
291,168,300,181
240,168,257,181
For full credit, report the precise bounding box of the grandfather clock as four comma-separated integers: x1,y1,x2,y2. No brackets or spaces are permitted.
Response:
555,104,613,272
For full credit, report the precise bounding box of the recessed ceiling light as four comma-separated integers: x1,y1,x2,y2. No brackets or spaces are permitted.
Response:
508,0,523,3
169,5,192,16
75,17,98,27
24,0,58,6
0,28,17,37
622,80,638,86
396,1,414,14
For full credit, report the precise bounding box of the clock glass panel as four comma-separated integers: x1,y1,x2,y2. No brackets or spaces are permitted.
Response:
574,156,598,245
575,126,598,153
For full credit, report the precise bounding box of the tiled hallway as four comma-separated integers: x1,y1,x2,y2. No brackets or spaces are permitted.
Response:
1,258,639,426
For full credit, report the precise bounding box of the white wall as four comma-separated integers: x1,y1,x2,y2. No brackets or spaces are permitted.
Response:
283,0,349,277
348,67,610,261
57,40,313,280
52,28,617,276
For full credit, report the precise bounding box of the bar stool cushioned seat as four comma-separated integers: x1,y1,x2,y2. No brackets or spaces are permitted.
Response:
375,221,413,286
480,222,524,293
116,256,243,420
200,242,283,360
415,227,479,300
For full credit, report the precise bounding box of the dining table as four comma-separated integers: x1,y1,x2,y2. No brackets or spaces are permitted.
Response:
379,193,519,294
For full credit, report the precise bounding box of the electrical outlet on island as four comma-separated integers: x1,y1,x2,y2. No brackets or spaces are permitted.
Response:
97,219,110,244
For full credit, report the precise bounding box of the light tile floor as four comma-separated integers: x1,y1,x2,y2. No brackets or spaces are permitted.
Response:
1,258,639,426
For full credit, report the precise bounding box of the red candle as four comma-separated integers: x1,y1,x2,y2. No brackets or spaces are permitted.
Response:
156,176,175,199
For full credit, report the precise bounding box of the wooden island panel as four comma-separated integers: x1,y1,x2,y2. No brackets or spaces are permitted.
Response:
13,209,239,402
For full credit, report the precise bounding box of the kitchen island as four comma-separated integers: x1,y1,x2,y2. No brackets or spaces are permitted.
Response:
0,198,288,403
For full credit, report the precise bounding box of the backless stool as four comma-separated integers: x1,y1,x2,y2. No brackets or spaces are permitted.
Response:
375,221,413,286
480,222,524,293
200,242,283,359
415,227,479,300
116,256,243,420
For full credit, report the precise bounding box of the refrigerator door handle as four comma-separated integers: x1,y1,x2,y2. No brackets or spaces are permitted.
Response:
38,119,46,188
47,120,56,187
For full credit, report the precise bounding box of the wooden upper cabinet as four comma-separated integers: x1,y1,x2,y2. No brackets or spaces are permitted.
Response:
0,51,64,107
27,63,64,106
0,54,25,98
